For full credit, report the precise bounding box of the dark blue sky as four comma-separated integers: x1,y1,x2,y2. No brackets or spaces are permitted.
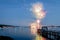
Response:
0,0,60,26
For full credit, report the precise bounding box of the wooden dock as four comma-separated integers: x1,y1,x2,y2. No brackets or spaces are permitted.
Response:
37,27,60,40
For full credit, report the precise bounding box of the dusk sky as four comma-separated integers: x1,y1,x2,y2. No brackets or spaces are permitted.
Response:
0,0,60,26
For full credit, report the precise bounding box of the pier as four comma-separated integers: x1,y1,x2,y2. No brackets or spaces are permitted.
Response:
37,27,60,40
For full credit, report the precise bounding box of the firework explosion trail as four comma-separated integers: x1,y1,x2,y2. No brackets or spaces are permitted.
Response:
30,2,47,35
32,2,46,19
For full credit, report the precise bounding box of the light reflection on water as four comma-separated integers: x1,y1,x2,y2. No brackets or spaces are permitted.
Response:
33,34,46,40
0,27,46,40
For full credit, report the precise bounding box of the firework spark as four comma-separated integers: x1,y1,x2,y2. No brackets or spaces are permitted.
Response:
30,22,37,35
32,2,46,19
30,2,47,35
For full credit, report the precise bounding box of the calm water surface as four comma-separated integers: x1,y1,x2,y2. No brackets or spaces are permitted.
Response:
0,26,46,40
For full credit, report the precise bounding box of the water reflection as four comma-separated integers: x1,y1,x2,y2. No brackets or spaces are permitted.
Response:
0,27,47,40
35,34,46,40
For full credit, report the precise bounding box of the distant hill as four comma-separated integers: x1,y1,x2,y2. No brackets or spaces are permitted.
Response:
0,24,19,28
